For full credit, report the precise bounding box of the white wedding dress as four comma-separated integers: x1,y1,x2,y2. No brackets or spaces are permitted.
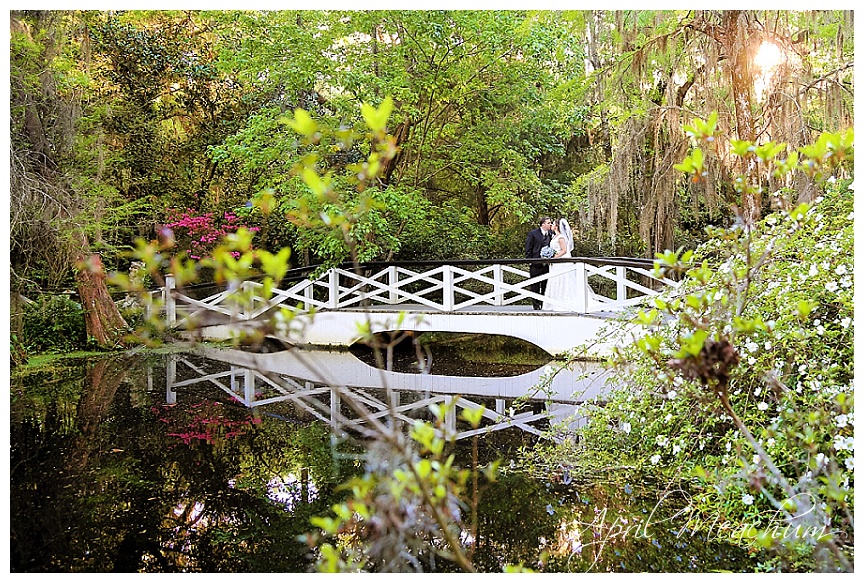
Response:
542,235,582,311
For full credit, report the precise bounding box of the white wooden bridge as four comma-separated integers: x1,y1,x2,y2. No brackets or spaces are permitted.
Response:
161,346,614,441
152,257,677,356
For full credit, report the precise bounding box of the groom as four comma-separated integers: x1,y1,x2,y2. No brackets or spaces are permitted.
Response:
525,217,553,310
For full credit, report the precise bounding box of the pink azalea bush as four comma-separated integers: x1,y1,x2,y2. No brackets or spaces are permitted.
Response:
162,208,260,259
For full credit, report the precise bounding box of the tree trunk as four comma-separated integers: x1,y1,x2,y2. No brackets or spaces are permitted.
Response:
723,11,762,223
74,233,128,347
379,119,411,186
689,11,763,223
476,184,490,226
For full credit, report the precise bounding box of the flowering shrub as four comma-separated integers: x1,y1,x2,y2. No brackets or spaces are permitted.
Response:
162,208,260,259
566,128,854,571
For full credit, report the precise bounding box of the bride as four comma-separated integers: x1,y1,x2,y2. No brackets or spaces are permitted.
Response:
542,218,582,311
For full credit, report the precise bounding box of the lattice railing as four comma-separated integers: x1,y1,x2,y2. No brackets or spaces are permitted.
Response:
149,258,678,328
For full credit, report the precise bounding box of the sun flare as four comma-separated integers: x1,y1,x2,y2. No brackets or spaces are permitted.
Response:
753,42,785,102
755,42,783,71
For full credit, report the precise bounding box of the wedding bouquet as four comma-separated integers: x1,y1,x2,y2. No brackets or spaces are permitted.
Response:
540,245,555,259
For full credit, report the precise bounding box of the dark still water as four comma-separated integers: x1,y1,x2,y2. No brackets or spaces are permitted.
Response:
9,347,763,573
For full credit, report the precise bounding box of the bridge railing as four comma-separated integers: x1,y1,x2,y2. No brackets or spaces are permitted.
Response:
151,257,679,328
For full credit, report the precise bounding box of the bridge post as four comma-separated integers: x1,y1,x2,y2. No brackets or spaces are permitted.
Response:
243,368,256,405
443,266,454,311
445,396,457,438
240,281,252,320
573,263,588,312
617,266,626,301
166,355,176,404
492,264,504,306
303,281,313,311
164,274,176,326
388,266,398,305
328,270,339,309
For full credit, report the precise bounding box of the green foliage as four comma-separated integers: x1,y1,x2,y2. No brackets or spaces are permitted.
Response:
20,295,91,353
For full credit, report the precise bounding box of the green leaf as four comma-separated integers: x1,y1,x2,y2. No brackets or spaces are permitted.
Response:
795,300,818,319
284,108,318,137
360,96,393,133
460,406,485,428
730,139,754,157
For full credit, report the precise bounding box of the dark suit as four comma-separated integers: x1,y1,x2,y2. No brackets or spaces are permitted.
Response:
525,227,551,310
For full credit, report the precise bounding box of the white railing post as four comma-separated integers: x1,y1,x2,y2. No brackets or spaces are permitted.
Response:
445,396,457,438
144,290,154,320
388,265,399,305
331,387,343,434
328,269,339,309
574,263,588,313
241,281,252,320
303,280,313,311
244,369,256,406
166,355,176,404
442,265,454,311
390,389,401,430
617,266,627,302
493,264,503,306
164,274,176,326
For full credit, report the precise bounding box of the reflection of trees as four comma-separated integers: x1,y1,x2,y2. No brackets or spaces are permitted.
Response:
471,472,558,571
10,355,359,572
70,358,135,472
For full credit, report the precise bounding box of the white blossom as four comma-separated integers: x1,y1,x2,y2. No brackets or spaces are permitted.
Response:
834,435,854,451
758,402,769,411
742,493,755,505
835,414,848,428
651,454,661,464
835,264,848,275
656,435,669,447
621,421,632,434
825,281,839,293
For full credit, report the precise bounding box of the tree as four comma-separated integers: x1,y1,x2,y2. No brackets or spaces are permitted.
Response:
570,10,853,255
10,11,128,347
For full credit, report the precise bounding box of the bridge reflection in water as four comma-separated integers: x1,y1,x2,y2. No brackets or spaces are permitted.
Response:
161,346,614,441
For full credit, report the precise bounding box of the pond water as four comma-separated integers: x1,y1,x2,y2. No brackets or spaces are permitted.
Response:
9,339,765,573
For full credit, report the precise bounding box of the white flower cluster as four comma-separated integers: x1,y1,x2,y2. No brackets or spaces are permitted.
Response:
833,435,854,451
